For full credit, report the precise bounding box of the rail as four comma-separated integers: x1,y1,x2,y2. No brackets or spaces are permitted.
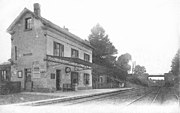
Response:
173,88,180,106
126,87,158,106
63,88,148,106
150,87,161,104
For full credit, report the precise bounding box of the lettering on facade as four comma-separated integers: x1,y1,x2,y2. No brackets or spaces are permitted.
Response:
23,53,32,56
40,65,46,73
32,61,40,78
12,70,17,76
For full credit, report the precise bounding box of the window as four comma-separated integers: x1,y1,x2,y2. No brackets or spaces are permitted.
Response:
53,42,64,57
84,73,90,85
18,71,23,78
71,49,79,58
15,46,17,60
84,53,90,62
25,17,32,30
51,73,55,79
1,70,8,81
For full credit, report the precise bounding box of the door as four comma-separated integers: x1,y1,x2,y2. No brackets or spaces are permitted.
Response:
71,72,79,85
56,70,61,90
25,68,32,91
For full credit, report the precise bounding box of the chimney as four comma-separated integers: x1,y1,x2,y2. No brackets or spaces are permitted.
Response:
34,3,41,17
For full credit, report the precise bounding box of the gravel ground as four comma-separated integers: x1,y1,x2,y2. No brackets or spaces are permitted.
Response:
0,93,60,105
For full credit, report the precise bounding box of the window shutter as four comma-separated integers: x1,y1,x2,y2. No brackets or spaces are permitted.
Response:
83,74,85,85
78,73,80,85
15,46,17,60
53,42,55,56
62,45,64,56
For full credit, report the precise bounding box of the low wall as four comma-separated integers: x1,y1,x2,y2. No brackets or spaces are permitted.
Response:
0,81,21,95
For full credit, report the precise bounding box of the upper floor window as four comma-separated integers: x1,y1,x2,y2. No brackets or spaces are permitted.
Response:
25,17,32,30
84,53,90,62
53,42,64,57
71,49,79,58
15,46,17,60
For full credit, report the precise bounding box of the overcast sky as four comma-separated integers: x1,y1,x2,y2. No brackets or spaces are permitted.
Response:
0,0,179,74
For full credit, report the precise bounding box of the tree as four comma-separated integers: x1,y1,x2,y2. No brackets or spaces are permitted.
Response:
134,65,146,76
115,53,132,81
116,53,132,71
171,49,180,76
88,24,117,66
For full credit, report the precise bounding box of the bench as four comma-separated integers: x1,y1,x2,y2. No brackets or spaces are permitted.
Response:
63,84,73,91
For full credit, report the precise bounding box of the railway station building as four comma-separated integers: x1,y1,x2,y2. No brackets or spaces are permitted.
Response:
7,3,93,92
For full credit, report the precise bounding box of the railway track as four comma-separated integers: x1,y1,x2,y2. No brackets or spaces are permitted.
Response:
174,93,180,106
127,87,161,106
158,87,180,106
127,87,180,106
150,87,161,104
173,88,180,106
170,87,180,106
53,87,153,106
47,86,179,106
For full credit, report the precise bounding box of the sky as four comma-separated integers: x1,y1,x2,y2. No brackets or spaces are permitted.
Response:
0,0,179,74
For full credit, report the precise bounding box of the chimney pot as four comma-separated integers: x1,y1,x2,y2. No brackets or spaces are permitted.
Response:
34,3,41,17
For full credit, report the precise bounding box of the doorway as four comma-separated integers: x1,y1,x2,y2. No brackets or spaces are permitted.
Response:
24,68,32,91
56,70,61,90
71,72,79,85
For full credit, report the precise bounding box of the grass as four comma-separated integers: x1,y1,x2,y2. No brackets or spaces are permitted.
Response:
0,93,60,105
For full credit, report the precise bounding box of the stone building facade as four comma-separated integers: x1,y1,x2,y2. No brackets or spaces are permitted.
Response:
7,3,93,92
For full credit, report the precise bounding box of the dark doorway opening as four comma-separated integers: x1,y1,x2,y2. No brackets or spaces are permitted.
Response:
71,72,78,85
24,68,32,91
56,70,61,90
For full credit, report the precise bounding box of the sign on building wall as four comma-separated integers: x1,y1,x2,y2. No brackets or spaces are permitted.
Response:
12,70,17,77
32,61,40,78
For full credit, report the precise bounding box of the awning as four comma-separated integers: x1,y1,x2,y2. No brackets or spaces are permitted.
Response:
44,55,92,69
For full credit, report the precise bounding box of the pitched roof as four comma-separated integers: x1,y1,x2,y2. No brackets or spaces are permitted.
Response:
7,8,35,33
7,7,93,49
0,62,11,69
0,62,11,65
40,17,93,49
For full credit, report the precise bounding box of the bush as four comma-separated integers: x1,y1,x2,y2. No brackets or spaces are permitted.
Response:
127,76,148,87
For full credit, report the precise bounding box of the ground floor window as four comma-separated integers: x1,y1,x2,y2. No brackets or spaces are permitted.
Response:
18,71,23,78
84,73,90,85
1,70,8,81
